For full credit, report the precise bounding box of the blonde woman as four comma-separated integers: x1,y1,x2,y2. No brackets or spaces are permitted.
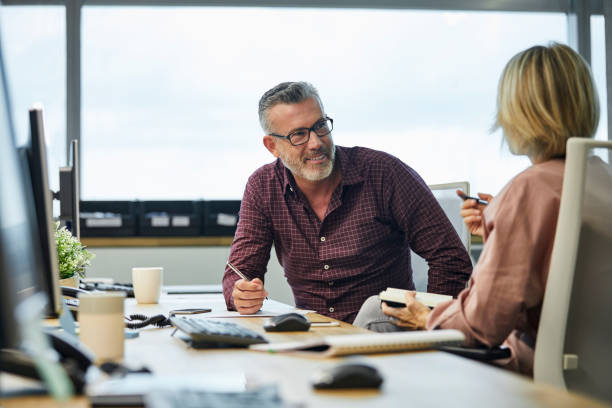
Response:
354,42,600,376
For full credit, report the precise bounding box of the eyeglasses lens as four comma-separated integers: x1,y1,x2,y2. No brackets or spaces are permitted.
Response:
289,119,333,146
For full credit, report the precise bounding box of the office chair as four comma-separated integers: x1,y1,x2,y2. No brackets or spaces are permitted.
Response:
534,138,612,402
411,181,471,292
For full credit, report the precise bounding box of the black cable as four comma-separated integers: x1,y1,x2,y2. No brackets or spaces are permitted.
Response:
125,313,172,329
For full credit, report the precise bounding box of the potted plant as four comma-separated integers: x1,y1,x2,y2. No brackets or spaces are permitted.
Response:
55,222,95,287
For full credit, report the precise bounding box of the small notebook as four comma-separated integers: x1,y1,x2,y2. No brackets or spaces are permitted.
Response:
249,330,465,357
379,287,453,308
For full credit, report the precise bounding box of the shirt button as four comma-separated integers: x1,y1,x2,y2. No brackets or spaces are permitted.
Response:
323,264,330,270
328,281,334,286
320,236,326,242
329,307,335,313
290,187,294,192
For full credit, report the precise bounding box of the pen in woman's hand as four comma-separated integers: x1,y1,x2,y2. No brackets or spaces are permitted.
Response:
226,261,268,300
456,189,489,206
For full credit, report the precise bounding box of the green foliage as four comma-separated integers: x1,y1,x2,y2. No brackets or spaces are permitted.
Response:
55,222,95,279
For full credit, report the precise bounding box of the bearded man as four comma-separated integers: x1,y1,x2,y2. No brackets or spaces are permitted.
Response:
222,81,472,323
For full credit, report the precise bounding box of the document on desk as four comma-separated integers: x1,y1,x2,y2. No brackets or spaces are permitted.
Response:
203,298,314,318
250,330,466,357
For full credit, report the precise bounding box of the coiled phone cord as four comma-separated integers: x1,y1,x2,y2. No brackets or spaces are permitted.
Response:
124,313,172,329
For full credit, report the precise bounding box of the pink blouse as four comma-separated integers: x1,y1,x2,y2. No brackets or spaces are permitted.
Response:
427,159,565,375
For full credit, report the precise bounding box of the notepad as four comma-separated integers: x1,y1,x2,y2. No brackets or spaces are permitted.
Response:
379,287,453,308
249,329,465,357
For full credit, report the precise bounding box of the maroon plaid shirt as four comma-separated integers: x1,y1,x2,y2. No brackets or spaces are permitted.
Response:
223,146,472,322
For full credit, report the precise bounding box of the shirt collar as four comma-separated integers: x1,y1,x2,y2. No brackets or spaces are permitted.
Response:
278,146,364,195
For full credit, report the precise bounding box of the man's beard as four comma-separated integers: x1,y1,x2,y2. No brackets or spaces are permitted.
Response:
279,141,336,182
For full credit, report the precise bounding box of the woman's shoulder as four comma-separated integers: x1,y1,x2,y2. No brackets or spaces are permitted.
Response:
484,159,564,224
500,159,564,201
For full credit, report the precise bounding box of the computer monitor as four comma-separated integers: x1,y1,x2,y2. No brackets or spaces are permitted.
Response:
57,139,80,239
0,46,49,349
16,106,64,317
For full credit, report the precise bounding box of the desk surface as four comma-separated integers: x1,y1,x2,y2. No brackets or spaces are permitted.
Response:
1,294,608,408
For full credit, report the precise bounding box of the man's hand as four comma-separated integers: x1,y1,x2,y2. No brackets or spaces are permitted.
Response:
232,278,268,314
458,191,493,237
381,291,431,330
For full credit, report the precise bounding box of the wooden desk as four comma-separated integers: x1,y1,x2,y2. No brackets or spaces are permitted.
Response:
1,294,608,408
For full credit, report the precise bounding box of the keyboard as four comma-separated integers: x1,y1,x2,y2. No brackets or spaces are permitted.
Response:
170,316,268,347
145,385,283,408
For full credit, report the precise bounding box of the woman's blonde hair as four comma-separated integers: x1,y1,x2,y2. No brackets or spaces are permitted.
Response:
495,42,600,161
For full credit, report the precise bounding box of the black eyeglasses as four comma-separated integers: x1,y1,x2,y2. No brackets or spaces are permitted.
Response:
270,116,333,146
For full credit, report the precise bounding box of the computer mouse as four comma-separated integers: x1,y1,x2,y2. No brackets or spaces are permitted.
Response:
263,313,311,332
312,363,383,389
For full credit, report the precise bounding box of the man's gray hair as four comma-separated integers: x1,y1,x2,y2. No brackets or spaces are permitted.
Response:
258,81,324,134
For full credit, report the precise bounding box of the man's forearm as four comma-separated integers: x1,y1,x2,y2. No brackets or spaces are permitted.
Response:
222,271,240,310
427,258,472,297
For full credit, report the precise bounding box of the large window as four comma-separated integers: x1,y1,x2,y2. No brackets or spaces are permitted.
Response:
0,6,66,195
80,8,567,200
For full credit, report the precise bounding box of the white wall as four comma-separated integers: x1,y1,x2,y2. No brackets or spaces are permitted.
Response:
86,246,296,306
86,245,483,307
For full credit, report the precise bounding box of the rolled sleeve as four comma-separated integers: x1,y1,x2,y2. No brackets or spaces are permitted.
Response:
222,174,273,310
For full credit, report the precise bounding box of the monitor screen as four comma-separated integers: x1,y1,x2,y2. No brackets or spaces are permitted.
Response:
58,139,80,239
0,46,49,348
16,107,63,316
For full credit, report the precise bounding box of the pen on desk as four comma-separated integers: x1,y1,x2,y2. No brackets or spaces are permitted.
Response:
226,261,268,300
457,190,488,206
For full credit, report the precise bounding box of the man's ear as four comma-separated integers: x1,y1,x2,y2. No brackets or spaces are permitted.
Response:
263,135,280,158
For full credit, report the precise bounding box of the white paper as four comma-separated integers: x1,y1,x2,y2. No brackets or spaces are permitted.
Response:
200,298,313,318
204,308,313,318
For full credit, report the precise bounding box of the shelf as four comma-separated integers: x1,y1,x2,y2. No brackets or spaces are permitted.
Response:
81,236,234,247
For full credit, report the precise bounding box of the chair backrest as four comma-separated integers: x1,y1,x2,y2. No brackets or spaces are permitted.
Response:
534,138,612,403
411,181,471,292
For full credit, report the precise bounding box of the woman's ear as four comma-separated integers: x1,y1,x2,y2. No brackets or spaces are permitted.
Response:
263,135,280,158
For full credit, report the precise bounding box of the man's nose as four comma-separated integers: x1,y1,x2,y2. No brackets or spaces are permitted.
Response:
306,129,322,149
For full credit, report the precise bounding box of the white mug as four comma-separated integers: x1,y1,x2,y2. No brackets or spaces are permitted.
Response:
78,292,125,362
132,267,163,304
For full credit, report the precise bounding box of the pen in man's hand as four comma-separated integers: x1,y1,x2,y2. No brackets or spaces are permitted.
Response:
226,261,268,300
226,261,249,281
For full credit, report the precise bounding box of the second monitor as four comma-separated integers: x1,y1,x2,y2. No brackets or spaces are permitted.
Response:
17,106,63,316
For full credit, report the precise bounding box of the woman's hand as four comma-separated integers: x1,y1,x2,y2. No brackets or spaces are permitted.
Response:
458,191,493,237
381,291,431,330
